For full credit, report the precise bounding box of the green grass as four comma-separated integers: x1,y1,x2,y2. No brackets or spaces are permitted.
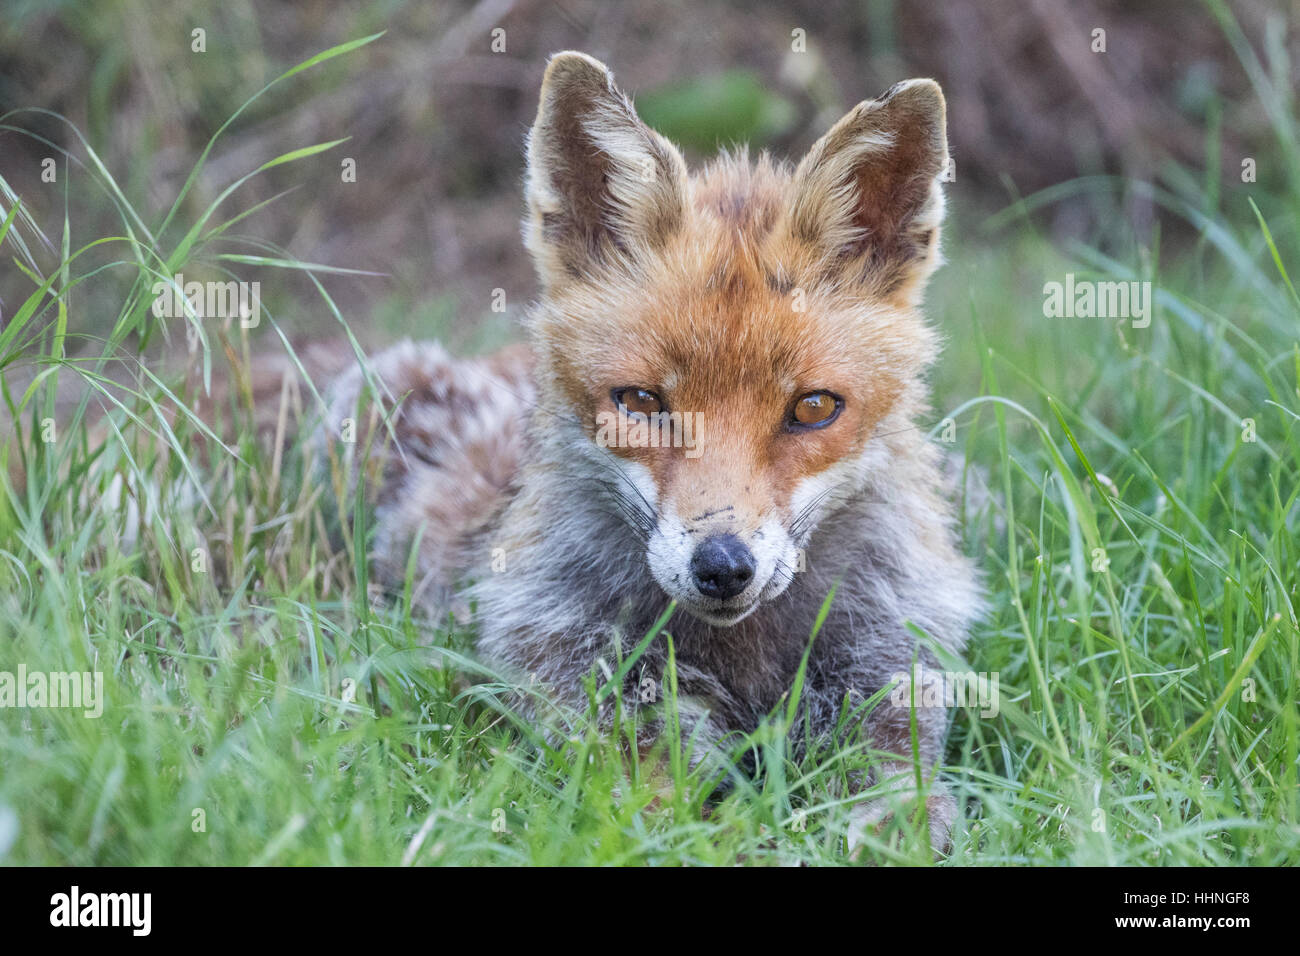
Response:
1,23,1298,866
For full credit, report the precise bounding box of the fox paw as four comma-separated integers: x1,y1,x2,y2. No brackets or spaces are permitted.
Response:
846,787,955,859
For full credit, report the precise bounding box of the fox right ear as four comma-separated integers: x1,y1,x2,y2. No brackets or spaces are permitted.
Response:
786,79,949,304
524,52,688,288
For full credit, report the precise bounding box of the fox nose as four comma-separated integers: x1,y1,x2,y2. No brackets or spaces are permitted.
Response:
690,534,756,601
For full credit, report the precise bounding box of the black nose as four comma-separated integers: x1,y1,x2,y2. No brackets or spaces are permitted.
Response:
690,534,756,601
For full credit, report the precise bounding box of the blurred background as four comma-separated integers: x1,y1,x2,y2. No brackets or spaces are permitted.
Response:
0,0,1295,358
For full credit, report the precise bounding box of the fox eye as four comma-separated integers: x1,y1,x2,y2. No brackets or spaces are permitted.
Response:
790,391,841,429
612,387,664,417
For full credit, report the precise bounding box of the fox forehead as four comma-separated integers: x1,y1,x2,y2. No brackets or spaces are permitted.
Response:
531,169,933,517
537,152,935,419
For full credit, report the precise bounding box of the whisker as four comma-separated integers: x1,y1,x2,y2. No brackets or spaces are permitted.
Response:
600,456,659,523
556,471,656,541
789,484,841,540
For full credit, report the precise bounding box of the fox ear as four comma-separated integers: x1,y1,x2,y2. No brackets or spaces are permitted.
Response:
524,51,688,288
787,79,949,302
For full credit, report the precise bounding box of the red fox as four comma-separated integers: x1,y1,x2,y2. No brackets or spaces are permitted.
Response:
324,52,981,849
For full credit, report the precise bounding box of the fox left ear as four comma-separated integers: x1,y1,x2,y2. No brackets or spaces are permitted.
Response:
524,52,689,289
786,79,949,302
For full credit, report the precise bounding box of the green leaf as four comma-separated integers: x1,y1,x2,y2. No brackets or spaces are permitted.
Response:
636,71,796,153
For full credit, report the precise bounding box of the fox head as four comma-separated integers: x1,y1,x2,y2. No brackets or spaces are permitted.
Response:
523,52,949,627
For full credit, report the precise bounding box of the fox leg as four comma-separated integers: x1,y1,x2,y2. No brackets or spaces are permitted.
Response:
847,663,956,854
